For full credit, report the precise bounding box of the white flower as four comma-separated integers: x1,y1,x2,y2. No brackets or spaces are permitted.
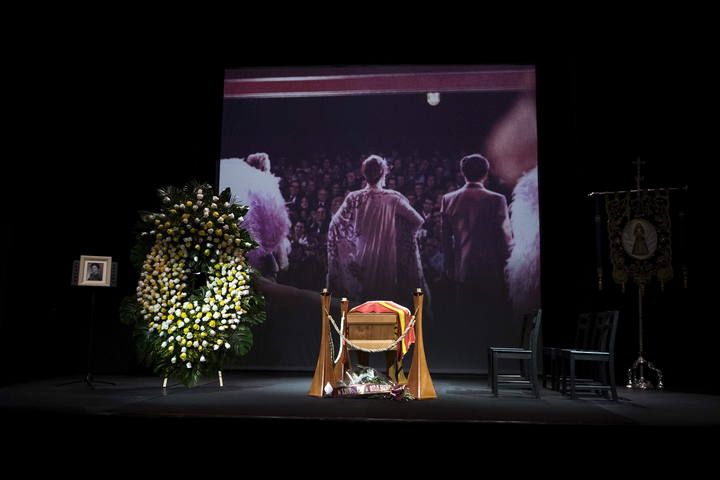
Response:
197,193,204,200
213,344,220,351
171,356,177,364
181,347,187,353
161,341,167,348
186,362,192,369
228,213,234,220
200,355,206,362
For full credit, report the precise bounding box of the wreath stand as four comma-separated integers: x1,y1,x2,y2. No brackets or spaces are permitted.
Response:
57,260,118,389
162,371,225,390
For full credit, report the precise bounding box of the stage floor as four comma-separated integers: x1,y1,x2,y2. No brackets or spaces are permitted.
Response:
2,371,719,428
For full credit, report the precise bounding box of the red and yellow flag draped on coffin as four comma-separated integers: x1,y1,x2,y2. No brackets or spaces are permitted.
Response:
348,300,416,359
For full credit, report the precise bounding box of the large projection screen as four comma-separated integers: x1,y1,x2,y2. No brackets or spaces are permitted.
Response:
219,66,540,373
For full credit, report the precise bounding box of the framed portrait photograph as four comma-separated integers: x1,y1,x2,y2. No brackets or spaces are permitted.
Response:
78,255,112,287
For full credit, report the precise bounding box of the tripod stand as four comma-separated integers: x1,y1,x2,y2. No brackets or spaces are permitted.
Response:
58,285,116,389
625,286,664,390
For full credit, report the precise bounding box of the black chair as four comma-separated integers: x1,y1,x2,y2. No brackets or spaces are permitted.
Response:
543,313,594,390
488,309,542,398
561,310,620,401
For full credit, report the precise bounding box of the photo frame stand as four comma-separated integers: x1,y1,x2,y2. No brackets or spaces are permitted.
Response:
58,261,119,389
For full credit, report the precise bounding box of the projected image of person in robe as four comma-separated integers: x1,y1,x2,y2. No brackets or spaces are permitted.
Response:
327,154,428,304
327,155,429,380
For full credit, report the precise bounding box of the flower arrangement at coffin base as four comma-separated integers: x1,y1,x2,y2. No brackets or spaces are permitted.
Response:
120,182,266,387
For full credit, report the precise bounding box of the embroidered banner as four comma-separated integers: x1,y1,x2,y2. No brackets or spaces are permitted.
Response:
605,190,673,290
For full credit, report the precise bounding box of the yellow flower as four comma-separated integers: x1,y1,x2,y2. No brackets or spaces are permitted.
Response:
209,320,216,328
183,327,189,334
193,324,200,330
168,345,175,352
180,352,187,360
185,201,193,207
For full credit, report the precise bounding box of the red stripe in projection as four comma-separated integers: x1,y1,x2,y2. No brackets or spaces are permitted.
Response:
224,70,534,98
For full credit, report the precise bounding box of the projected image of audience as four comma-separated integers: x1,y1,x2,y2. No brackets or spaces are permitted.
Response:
219,66,539,373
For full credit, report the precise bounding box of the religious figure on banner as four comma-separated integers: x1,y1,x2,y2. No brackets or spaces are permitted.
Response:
605,191,673,290
632,223,649,256
621,218,657,260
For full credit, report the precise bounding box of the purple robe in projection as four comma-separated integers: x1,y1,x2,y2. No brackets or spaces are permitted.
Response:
327,186,426,303
219,158,291,275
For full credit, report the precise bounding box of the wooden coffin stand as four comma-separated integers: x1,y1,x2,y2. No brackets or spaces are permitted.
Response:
308,288,436,400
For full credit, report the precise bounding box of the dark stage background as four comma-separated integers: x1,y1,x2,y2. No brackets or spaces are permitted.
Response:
1,45,705,393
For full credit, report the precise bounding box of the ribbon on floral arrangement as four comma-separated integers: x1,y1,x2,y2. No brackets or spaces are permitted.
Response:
349,300,416,358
